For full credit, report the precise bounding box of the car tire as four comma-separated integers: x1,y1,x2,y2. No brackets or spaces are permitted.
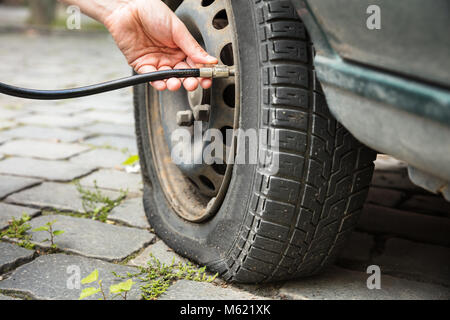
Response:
134,0,376,283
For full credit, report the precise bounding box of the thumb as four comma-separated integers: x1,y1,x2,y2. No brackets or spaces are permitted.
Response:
173,21,218,65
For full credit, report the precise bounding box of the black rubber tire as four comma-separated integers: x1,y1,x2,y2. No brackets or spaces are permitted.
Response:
134,0,376,283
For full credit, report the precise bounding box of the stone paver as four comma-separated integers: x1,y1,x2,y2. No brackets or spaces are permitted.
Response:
129,240,186,268
23,102,93,115
70,92,131,110
160,280,265,300
0,294,19,300
81,123,135,137
0,120,16,130
0,108,30,119
108,197,149,229
0,139,90,160
5,182,122,213
0,175,41,199
373,238,450,287
0,254,141,300
79,169,142,193
398,194,450,217
359,204,450,246
0,242,35,274
371,170,423,192
90,104,132,113
81,110,134,125
0,136,9,145
2,126,91,143
0,203,40,229
70,148,131,169
0,157,96,181
337,232,375,266
366,187,406,208
28,215,154,261
84,135,137,153
84,97,132,113
18,115,94,129
279,266,450,300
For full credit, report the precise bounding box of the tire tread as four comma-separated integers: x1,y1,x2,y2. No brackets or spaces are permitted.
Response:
224,0,376,282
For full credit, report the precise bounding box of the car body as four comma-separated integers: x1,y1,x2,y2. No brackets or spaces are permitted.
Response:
292,0,450,199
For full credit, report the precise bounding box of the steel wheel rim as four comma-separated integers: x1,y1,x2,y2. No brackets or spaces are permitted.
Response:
146,0,239,222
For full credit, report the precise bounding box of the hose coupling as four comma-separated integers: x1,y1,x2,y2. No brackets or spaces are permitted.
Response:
199,65,235,78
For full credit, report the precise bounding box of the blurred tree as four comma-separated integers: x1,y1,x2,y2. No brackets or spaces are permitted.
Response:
28,0,56,25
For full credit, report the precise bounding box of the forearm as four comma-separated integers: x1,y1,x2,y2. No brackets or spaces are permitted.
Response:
58,0,132,24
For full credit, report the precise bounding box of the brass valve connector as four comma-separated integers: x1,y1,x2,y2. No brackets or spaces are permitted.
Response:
199,65,235,78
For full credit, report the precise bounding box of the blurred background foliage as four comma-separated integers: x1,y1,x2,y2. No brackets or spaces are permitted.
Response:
28,0,57,26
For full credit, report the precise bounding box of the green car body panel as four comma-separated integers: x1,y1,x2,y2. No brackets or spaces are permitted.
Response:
288,0,450,192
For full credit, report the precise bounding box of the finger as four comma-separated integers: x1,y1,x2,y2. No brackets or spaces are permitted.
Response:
154,66,174,91
172,20,218,65
158,65,182,91
167,77,182,91
174,61,199,92
137,65,166,91
200,78,213,89
184,77,199,92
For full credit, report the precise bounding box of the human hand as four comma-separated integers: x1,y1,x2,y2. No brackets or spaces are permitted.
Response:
103,0,218,91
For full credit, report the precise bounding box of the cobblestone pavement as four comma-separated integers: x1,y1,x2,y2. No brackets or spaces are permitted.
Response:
0,33,449,300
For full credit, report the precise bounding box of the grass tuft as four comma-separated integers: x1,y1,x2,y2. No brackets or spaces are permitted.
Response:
112,254,218,300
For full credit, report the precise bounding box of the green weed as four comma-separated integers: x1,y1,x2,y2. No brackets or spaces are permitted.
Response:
112,254,218,300
79,269,134,300
0,213,35,249
74,181,127,222
32,219,64,249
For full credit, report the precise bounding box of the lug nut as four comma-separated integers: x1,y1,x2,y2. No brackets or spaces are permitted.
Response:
193,104,210,122
176,110,194,126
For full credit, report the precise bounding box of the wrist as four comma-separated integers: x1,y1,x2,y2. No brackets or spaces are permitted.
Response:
98,0,135,25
